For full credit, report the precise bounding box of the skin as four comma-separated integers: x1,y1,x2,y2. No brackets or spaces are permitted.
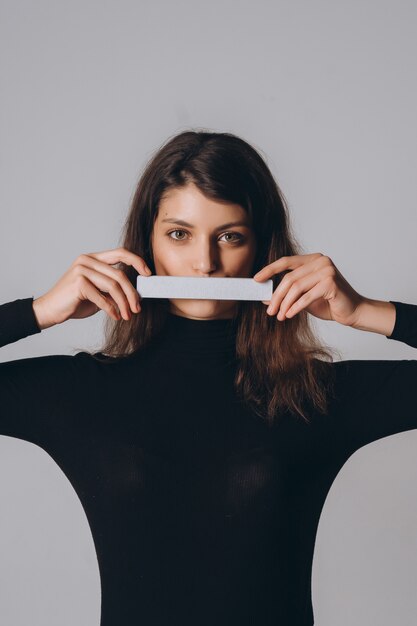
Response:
150,182,258,321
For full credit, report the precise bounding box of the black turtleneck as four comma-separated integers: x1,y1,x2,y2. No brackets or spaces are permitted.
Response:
151,311,239,359
1,297,417,626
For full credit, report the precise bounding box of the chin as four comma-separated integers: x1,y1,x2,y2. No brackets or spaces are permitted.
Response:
170,299,236,318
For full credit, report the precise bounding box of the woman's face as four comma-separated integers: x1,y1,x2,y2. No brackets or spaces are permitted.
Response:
150,182,257,320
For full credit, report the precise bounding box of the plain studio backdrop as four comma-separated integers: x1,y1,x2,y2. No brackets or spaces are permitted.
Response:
1,1,417,624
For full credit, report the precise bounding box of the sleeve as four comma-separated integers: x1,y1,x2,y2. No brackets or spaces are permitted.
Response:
325,301,417,462
0,297,42,348
385,300,417,348
0,298,89,452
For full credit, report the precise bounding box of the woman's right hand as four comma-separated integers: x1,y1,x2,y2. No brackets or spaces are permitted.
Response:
32,247,152,330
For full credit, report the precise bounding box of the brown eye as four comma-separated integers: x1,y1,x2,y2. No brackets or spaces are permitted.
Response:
166,229,244,244
222,232,242,243
167,229,187,241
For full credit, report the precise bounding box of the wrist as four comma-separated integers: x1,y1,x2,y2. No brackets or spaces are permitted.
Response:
32,297,56,330
351,297,396,336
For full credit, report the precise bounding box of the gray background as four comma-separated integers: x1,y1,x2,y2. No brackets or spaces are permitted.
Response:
1,1,417,624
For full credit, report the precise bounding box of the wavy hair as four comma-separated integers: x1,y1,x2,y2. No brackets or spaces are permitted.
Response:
81,129,341,425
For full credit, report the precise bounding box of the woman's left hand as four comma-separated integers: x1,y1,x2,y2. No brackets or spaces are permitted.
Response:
253,253,365,327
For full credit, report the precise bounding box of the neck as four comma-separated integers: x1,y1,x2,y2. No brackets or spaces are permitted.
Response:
150,310,239,360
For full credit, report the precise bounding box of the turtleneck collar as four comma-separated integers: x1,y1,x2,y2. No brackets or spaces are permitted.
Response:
152,311,238,360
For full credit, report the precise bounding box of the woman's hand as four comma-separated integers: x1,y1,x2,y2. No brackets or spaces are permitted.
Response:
33,247,152,330
253,252,365,327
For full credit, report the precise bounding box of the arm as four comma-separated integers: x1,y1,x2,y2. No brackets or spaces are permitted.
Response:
0,297,89,451
326,300,417,460
385,300,417,348
0,297,42,348
351,298,417,348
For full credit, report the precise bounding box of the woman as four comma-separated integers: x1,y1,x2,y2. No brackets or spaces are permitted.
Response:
1,129,416,626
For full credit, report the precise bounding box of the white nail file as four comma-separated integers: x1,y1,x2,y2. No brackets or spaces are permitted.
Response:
136,275,273,301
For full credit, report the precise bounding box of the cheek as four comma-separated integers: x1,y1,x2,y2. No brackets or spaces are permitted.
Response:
227,246,255,269
152,240,187,272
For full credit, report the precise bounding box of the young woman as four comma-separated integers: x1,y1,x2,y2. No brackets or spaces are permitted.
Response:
1,129,416,626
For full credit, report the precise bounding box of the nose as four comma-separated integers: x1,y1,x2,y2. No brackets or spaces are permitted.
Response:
192,239,219,275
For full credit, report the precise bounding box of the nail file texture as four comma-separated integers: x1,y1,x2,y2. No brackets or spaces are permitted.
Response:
136,276,273,301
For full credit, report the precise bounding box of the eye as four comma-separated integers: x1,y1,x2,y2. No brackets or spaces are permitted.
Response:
166,229,244,244
167,229,187,241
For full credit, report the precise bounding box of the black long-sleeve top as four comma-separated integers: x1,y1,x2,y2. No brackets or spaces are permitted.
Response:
1,297,417,626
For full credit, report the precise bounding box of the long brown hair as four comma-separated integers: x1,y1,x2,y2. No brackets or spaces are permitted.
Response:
81,129,341,425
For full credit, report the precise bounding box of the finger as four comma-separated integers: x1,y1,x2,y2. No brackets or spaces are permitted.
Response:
253,253,323,281
98,292,142,319
98,291,131,319
283,282,325,319
82,247,152,276
76,266,134,320
75,254,142,314
266,262,324,316
81,281,121,321
270,272,322,319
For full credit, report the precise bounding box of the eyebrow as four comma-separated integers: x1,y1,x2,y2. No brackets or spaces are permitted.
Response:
161,218,251,230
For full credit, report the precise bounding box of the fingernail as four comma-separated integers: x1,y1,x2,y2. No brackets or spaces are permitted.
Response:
145,267,152,275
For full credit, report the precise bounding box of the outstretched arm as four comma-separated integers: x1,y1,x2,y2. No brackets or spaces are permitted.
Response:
349,298,397,338
350,298,417,349
0,297,42,348
0,297,88,450
325,300,417,460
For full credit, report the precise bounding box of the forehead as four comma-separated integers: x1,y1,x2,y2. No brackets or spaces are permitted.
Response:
157,184,250,225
